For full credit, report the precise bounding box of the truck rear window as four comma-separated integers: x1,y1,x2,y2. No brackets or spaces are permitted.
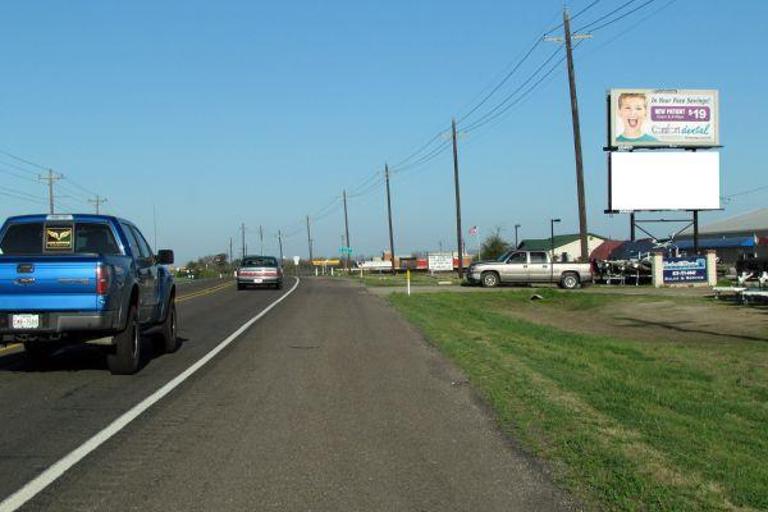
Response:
0,222,121,256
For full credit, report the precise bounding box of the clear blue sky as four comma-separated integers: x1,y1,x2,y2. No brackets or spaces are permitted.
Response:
1,0,765,263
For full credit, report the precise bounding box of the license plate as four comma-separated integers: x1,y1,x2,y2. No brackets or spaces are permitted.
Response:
12,314,40,329
253,279,263,284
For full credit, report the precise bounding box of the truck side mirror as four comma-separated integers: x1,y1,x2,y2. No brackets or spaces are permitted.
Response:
157,249,174,265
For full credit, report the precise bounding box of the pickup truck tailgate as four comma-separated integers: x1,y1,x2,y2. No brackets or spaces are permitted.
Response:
0,256,102,311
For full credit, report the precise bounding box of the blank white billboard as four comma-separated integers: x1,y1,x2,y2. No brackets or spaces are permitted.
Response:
610,151,720,211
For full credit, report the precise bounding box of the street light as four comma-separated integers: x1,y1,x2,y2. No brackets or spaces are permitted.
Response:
550,218,561,262
514,224,521,249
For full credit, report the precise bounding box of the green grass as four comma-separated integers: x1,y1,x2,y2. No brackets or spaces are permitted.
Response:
389,290,768,511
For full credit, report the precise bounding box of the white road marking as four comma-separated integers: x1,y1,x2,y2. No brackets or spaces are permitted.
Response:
0,277,301,512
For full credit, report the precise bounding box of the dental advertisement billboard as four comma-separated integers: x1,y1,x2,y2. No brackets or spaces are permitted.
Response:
609,89,719,148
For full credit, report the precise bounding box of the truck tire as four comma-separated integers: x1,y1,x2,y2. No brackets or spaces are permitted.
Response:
237,283,245,291
481,271,500,288
158,298,179,354
560,272,580,290
107,305,141,375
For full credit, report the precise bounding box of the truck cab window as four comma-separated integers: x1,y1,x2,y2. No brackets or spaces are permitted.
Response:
129,226,153,260
507,252,526,264
529,252,548,264
75,223,120,255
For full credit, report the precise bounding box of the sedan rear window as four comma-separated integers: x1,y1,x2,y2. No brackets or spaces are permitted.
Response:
0,222,121,256
242,257,278,267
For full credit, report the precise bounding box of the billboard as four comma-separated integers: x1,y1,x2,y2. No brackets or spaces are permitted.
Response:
609,89,718,148
663,257,708,284
609,151,720,212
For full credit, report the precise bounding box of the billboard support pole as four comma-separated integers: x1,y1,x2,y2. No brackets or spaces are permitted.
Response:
693,210,700,254
630,212,636,241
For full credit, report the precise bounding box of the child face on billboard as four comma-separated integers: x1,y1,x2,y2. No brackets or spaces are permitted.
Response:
618,95,648,138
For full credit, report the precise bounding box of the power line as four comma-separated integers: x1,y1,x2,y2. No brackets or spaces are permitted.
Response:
0,166,39,183
464,48,566,133
0,190,47,205
456,37,544,124
0,149,48,171
574,0,639,32
579,0,658,33
546,0,603,33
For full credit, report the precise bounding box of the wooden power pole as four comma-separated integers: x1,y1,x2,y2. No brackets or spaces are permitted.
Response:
563,9,590,262
384,164,396,274
451,118,464,278
88,194,107,214
306,215,313,263
38,169,62,214
342,189,351,271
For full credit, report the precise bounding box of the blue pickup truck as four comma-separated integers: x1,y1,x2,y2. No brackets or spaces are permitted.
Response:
0,214,177,374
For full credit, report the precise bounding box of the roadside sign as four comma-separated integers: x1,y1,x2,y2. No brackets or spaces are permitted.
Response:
428,252,453,272
293,256,300,266
663,257,707,284
338,246,353,254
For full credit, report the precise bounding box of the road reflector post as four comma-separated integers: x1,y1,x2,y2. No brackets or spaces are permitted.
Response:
407,269,411,296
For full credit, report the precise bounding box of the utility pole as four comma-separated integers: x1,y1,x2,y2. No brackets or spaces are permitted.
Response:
384,164,396,274
342,189,351,271
38,169,62,214
88,194,107,214
515,224,521,249
547,9,591,262
278,230,284,263
451,118,464,278
563,9,590,262
240,223,246,260
229,237,233,265
306,215,313,263
259,225,264,255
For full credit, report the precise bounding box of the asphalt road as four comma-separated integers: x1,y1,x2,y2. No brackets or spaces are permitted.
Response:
0,278,574,511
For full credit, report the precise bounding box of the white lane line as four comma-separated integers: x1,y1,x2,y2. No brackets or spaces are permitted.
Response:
0,277,301,512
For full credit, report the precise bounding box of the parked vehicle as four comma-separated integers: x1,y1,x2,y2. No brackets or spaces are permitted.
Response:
0,214,177,374
237,255,283,290
465,250,592,289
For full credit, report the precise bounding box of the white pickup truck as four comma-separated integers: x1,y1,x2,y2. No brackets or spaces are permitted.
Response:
466,250,592,289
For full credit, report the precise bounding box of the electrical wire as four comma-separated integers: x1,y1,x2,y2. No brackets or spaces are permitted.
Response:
0,149,48,171
463,46,564,133
574,0,639,32
581,0,658,33
456,37,544,124
546,0,603,33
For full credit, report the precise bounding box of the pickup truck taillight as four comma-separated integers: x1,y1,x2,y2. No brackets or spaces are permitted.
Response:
96,264,111,295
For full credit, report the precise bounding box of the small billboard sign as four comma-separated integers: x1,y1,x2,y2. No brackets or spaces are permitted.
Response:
609,89,719,148
663,257,708,284
428,252,453,272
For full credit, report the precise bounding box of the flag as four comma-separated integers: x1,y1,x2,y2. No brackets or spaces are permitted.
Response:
468,226,478,236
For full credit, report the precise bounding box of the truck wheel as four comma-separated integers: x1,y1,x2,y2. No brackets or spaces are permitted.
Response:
481,271,500,288
560,272,580,290
107,305,141,375
237,283,245,291
159,298,179,354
